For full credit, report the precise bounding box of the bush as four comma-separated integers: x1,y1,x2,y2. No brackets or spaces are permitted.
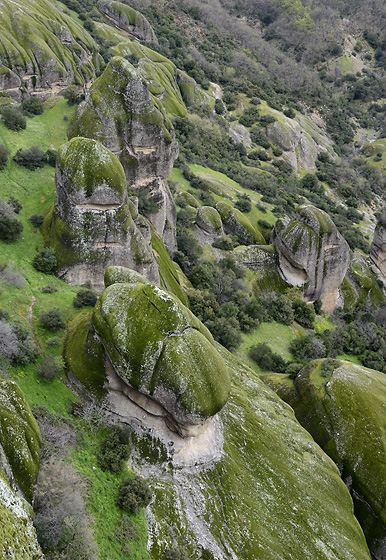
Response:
0,145,9,169
235,195,252,213
36,356,62,381
7,196,22,213
45,149,57,167
292,299,316,328
97,426,131,473
41,284,58,293
165,547,189,560
268,296,294,325
39,308,65,331
116,474,152,514
63,85,84,105
249,343,287,372
73,289,97,308
33,248,57,274
13,146,46,170
0,201,23,241
21,96,44,116
1,105,26,131
29,214,44,228
214,98,225,115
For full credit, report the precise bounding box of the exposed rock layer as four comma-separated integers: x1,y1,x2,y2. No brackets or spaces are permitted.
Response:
370,214,386,284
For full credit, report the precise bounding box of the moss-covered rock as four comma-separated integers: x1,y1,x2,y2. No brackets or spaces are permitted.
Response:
289,360,386,557
175,190,200,209
69,56,179,247
142,348,371,560
195,206,223,235
0,0,99,99
98,0,157,42
104,266,149,288
0,471,43,559
43,137,159,292
92,281,230,433
216,201,264,245
274,205,350,312
0,380,41,501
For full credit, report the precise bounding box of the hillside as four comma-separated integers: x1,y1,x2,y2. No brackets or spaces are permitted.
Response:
0,0,386,559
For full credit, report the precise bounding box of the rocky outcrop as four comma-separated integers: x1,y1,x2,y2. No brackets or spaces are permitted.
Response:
195,206,223,236
289,359,386,558
274,205,350,311
370,214,386,284
66,268,230,438
267,118,319,171
42,137,159,293
98,0,157,42
69,56,179,249
216,201,264,245
0,0,99,99
0,380,43,559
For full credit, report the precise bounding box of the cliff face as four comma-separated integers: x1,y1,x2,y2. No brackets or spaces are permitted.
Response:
69,57,179,249
0,0,99,99
370,214,386,284
42,137,159,292
274,205,350,312
97,0,157,43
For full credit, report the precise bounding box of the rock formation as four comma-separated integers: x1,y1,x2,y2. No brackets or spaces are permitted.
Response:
98,0,157,42
289,359,386,558
195,206,224,236
370,214,386,284
66,267,230,438
42,137,159,292
69,56,179,249
0,380,43,559
274,205,350,311
0,0,99,99
216,201,264,245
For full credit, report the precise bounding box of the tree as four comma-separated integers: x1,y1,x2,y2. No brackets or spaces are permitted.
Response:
214,98,225,115
73,289,97,308
32,248,57,274
39,309,65,331
292,299,316,328
36,356,62,381
97,426,131,473
0,201,23,241
249,342,286,372
0,145,9,169
13,146,46,170
116,475,152,514
1,105,26,131
63,85,84,105
21,96,44,116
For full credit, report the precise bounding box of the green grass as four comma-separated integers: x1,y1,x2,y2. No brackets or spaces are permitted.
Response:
237,321,305,372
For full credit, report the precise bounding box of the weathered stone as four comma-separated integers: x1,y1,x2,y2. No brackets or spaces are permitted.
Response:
216,201,264,245
90,278,230,437
42,137,159,292
370,214,386,284
98,0,157,42
274,205,350,312
195,206,223,236
69,56,179,249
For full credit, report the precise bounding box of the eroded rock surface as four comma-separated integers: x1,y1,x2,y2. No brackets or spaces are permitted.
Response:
274,205,350,311
69,56,178,248
370,214,386,284
42,137,159,292
98,0,157,42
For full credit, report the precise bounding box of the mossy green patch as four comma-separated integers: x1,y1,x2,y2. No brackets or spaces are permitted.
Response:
104,266,149,288
0,380,41,501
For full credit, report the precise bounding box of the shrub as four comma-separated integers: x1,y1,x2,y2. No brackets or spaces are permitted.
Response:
249,342,286,372
214,98,225,115
39,308,65,331
63,85,84,105
284,108,296,119
45,149,57,167
73,289,97,308
13,146,46,170
97,426,131,473
165,547,189,560
0,145,9,169
1,105,26,131
0,320,18,360
268,296,294,325
36,356,62,381
0,262,25,286
235,195,252,213
292,299,316,328
116,474,152,514
285,362,304,379
7,196,22,213
41,283,58,293
29,214,44,228
33,248,57,274
0,201,23,241
46,336,61,346
21,96,44,116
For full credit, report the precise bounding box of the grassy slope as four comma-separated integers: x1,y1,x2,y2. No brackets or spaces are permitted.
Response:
0,100,151,560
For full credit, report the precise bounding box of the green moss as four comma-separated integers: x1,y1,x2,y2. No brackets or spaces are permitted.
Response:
196,206,223,234
297,205,335,236
64,313,107,400
57,137,126,198
104,266,149,288
151,229,190,307
216,201,264,245
175,190,200,208
0,380,41,501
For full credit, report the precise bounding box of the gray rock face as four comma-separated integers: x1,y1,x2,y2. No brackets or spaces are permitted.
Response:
69,56,178,249
98,0,157,42
195,206,223,236
267,118,319,172
370,215,386,284
274,205,350,312
43,137,159,293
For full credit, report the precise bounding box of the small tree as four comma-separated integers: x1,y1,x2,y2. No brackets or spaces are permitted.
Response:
63,85,84,106
33,248,57,274
29,214,44,228
0,201,23,241
13,146,46,170
7,196,22,214
73,288,98,308
39,308,65,331
0,145,9,169
1,105,26,131
36,356,62,382
21,96,44,116
116,475,152,514
97,426,131,473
